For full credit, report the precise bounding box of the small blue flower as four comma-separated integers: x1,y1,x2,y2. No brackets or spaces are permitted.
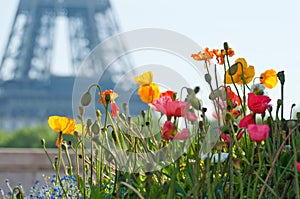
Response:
35,180,40,184
4,179,9,183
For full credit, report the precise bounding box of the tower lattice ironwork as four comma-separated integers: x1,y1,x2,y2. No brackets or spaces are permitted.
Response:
0,0,137,130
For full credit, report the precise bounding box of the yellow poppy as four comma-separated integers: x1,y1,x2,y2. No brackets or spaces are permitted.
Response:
135,71,160,103
225,58,255,85
260,69,278,89
48,116,76,146
138,83,160,103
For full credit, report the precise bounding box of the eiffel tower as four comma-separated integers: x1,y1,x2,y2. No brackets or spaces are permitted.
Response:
0,0,139,130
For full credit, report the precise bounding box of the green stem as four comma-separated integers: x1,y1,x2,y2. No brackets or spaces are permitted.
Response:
292,128,300,198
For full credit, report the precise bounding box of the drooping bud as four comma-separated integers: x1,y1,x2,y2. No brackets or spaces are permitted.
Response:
277,71,285,85
81,91,92,106
228,64,238,75
187,95,202,110
186,88,195,95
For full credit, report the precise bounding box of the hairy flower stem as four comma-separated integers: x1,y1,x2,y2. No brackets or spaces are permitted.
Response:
291,128,300,198
252,145,262,199
258,125,299,199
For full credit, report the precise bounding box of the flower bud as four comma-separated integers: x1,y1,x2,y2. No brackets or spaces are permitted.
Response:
205,73,212,84
105,93,111,103
96,109,101,120
228,64,238,75
277,71,285,85
194,86,200,94
41,139,46,146
86,118,92,128
224,42,229,51
81,91,92,106
188,96,202,110
91,121,100,135
287,120,297,129
296,112,300,120
122,103,128,113
78,106,84,117
186,88,195,95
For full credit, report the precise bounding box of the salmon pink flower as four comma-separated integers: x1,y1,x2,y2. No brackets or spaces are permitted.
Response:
248,92,271,114
98,90,119,118
151,96,197,120
248,124,269,142
191,47,214,64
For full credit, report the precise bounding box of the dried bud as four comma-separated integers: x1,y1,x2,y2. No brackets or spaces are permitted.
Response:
81,91,92,106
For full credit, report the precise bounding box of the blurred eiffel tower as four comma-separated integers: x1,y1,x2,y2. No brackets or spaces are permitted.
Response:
0,0,138,130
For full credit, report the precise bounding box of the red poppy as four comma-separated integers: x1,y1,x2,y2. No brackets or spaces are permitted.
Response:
160,90,176,101
238,114,254,128
162,121,189,140
248,124,269,142
247,93,271,114
226,87,241,106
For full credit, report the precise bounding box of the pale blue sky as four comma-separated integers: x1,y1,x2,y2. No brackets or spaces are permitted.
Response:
1,0,300,117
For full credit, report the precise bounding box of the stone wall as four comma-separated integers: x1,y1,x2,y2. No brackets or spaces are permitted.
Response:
0,148,74,193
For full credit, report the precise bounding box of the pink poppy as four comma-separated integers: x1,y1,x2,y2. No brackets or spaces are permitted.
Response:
248,93,271,114
174,128,189,140
151,96,197,121
248,124,269,142
296,162,300,173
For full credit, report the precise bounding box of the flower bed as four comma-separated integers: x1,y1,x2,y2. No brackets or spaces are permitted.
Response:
2,42,300,199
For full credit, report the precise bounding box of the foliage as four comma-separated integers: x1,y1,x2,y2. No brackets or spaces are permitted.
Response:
3,42,300,199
